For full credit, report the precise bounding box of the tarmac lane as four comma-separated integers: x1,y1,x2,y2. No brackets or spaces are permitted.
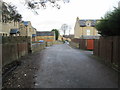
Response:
34,44,118,88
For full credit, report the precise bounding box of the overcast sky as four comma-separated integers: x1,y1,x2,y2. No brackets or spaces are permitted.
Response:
3,0,120,34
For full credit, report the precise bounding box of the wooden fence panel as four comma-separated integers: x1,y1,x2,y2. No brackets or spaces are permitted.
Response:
93,36,120,68
93,39,99,56
99,37,106,60
113,37,120,66
105,37,113,64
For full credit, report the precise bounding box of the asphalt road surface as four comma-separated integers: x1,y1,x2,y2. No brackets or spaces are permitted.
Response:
34,44,118,88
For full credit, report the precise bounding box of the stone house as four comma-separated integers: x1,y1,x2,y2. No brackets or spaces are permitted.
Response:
19,21,37,42
74,17,100,38
1,1,20,36
1,21,20,36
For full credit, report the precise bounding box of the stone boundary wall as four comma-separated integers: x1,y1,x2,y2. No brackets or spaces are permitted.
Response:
69,41,79,48
31,41,63,53
70,38,80,48
2,36,31,67
32,43,45,53
70,38,88,50
2,38,63,67
53,41,63,45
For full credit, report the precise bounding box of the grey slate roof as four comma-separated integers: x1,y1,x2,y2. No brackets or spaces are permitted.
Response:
79,19,97,27
91,20,97,27
79,20,86,27
23,21,29,26
10,29,19,34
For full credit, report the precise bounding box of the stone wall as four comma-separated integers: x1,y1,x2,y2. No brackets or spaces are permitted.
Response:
70,38,96,50
2,36,30,67
32,43,45,53
46,42,53,47
53,41,63,45
2,36,62,67
69,41,79,48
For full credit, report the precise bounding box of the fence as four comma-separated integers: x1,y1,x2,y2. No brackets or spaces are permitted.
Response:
2,36,31,67
2,36,61,67
70,38,94,50
93,36,120,68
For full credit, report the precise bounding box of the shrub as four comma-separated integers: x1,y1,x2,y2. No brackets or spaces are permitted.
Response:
95,7,120,36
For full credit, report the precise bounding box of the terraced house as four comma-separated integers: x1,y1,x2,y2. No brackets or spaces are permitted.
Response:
19,21,36,36
74,17,100,38
1,1,22,36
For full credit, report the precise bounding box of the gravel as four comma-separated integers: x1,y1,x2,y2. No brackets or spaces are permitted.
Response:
2,51,43,88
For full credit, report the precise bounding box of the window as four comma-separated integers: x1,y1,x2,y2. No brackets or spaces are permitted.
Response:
86,21,91,26
87,30,90,35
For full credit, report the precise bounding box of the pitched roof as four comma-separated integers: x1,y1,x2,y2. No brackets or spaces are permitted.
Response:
79,19,97,27
10,29,19,34
79,20,86,27
23,21,29,26
91,20,97,27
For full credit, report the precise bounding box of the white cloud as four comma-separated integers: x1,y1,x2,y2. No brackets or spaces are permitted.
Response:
3,0,120,34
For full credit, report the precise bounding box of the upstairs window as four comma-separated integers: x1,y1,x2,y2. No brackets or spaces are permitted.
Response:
87,30,90,35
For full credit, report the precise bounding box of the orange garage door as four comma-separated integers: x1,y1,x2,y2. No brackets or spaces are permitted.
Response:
87,39,94,50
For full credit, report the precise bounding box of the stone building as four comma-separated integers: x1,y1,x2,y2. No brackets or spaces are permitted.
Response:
1,21,20,36
19,21,37,42
74,17,100,38
19,21,36,36
1,1,20,36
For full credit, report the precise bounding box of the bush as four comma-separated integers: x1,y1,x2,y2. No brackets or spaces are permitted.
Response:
95,7,120,36
51,29,59,40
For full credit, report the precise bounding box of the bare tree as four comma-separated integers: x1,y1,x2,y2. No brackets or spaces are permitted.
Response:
2,0,70,15
68,25,71,35
2,1,22,23
24,0,70,10
61,24,68,36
